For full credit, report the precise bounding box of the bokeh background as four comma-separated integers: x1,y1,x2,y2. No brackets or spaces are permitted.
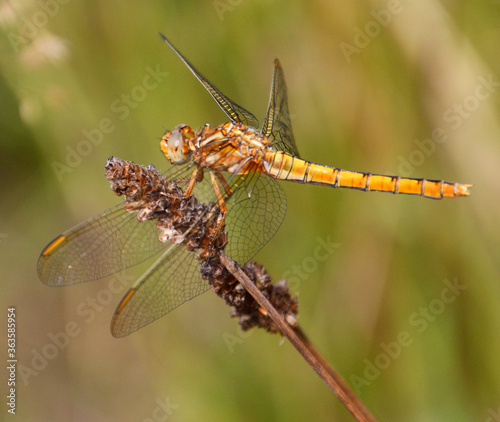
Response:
1,0,499,420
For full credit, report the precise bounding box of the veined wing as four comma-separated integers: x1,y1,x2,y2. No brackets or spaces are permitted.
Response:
109,168,287,337
223,171,287,263
167,144,288,263
37,161,202,287
159,33,259,129
111,241,207,337
163,158,288,264
261,59,300,157
37,202,167,286
39,155,286,334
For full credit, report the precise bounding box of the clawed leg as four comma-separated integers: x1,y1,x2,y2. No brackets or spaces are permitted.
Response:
184,167,204,197
183,168,232,259
206,170,232,256
210,170,227,218
213,171,233,198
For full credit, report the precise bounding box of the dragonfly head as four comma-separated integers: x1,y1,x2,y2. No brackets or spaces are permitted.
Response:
160,124,194,164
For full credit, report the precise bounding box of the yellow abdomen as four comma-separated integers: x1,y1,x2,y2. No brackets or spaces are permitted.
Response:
263,151,471,199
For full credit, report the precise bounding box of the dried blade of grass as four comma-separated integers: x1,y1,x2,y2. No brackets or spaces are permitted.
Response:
220,251,377,422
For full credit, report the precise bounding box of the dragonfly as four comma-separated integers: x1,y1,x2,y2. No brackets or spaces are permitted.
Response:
38,34,471,337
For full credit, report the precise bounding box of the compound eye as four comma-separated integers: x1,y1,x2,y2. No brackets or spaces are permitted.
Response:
167,131,187,163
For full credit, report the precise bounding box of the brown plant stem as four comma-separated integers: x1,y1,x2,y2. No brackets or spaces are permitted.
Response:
220,251,377,422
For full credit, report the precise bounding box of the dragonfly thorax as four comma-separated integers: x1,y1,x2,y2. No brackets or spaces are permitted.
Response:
160,124,194,164
194,122,270,174
161,121,270,175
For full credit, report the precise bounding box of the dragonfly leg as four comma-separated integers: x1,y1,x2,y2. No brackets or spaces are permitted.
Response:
210,170,227,215
184,167,204,197
206,170,229,255
213,171,233,198
199,123,211,136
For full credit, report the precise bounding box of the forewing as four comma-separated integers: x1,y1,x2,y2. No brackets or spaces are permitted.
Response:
167,157,288,265
111,242,207,337
110,170,287,337
261,59,300,157
162,159,287,265
224,172,287,263
159,33,259,129
37,203,167,286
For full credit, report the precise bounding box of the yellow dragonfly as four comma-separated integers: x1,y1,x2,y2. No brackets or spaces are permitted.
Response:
38,34,471,337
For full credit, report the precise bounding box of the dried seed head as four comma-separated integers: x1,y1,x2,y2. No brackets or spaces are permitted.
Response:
105,156,298,334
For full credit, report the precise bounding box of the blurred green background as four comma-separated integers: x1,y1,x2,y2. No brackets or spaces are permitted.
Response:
1,0,499,420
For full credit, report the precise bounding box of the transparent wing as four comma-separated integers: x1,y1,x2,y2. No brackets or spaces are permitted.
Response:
38,154,287,334
37,202,167,286
261,59,300,157
161,161,288,263
159,33,259,129
167,160,288,263
108,169,287,337
111,242,207,337
224,172,287,263
37,161,201,287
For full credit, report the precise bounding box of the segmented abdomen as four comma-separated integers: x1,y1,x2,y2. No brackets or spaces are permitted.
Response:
263,151,471,199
